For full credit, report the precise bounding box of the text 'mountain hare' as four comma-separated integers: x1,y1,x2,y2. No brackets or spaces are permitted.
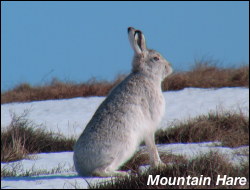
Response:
73,27,173,177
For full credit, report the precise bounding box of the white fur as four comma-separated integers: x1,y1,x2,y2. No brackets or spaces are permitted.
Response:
73,27,173,177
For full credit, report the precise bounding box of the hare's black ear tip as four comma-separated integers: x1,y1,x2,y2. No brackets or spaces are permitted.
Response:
128,27,135,33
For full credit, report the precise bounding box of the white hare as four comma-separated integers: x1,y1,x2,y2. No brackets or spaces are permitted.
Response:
73,27,173,177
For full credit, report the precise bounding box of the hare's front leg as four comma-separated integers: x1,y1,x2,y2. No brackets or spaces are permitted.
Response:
145,133,166,168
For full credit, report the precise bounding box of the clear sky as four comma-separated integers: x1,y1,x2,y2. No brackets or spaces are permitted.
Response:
1,1,249,91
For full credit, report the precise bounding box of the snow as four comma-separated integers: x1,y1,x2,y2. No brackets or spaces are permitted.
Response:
1,87,249,138
1,87,249,189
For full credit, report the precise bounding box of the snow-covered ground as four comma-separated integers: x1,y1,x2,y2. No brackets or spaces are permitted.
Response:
1,87,249,189
1,87,249,138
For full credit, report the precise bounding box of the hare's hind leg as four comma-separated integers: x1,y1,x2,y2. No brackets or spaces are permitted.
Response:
92,149,134,177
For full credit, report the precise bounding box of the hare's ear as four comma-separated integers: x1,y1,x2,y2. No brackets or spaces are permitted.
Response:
128,27,147,55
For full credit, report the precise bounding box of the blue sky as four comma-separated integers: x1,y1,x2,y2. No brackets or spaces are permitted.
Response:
1,1,249,91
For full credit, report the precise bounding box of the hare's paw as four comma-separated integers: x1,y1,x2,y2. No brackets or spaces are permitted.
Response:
151,160,167,169
157,161,167,168
93,169,129,177
111,170,130,177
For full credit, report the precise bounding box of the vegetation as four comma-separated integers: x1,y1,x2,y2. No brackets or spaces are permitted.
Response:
1,111,75,163
155,111,249,148
1,62,249,188
1,111,248,163
163,62,249,91
92,152,249,189
1,62,249,104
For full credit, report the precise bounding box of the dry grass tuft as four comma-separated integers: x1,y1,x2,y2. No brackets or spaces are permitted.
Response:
155,111,249,147
1,111,75,163
162,62,249,91
120,151,187,174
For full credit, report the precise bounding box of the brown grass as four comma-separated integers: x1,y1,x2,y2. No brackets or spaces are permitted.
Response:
1,111,75,162
120,151,187,174
1,62,249,104
162,62,249,91
92,152,249,189
1,77,124,104
155,111,249,148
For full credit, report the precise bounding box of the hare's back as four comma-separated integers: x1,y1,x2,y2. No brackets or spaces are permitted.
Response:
81,74,152,138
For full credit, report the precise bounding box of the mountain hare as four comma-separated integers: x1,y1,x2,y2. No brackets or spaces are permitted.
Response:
74,27,173,177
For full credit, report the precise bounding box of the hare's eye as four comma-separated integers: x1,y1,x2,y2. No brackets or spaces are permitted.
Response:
153,56,159,61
